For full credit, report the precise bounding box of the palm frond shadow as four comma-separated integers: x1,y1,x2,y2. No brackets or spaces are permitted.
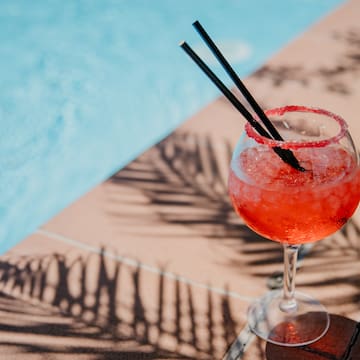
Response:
0,249,244,359
110,130,268,244
252,29,360,96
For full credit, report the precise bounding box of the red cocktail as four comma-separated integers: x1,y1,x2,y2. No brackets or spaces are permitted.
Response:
228,106,360,346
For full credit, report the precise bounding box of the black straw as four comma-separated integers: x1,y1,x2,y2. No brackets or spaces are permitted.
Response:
180,41,272,139
180,38,305,171
192,20,284,142
192,21,306,172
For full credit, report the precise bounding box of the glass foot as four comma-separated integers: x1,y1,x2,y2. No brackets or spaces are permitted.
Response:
247,290,330,347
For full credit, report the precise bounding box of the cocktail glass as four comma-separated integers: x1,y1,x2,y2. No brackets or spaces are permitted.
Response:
228,105,360,346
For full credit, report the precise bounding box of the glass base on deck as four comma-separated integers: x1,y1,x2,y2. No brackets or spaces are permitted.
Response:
247,290,330,347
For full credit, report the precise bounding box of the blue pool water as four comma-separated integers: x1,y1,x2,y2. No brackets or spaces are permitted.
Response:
0,0,346,254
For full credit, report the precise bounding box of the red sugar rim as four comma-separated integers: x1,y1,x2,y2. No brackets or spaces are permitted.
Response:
245,105,348,149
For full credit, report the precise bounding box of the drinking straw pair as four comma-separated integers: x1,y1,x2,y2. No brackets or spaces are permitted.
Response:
180,21,305,172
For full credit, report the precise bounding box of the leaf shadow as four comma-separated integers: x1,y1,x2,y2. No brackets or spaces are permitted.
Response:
252,29,360,96
110,130,268,244
0,247,245,359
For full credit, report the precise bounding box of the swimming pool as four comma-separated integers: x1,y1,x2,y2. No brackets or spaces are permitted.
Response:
0,0,346,254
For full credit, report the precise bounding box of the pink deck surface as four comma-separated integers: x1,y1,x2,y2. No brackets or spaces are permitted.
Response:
1,1,360,359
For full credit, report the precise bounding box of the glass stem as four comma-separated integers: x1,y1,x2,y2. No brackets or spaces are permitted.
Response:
280,244,299,313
